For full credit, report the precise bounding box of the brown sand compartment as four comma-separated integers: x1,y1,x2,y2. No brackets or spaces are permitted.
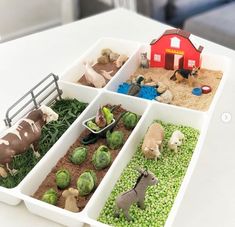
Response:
77,49,129,88
33,105,140,212
127,67,223,111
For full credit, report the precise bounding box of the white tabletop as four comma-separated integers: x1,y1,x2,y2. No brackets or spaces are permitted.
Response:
0,8,235,227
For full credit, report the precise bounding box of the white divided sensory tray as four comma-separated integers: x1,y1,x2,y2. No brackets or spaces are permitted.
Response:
0,79,98,205
19,91,149,227
60,37,141,90
0,30,232,227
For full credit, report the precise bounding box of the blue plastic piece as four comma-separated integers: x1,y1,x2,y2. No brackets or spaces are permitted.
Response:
117,83,160,100
192,87,202,96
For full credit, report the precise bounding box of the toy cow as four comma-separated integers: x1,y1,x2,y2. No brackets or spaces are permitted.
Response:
0,105,58,176
168,130,185,152
115,168,158,221
142,123,164,160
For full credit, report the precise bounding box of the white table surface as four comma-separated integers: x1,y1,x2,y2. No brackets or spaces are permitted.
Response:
0,8,235,227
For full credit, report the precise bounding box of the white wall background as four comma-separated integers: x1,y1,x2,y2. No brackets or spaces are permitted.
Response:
0,0,62,42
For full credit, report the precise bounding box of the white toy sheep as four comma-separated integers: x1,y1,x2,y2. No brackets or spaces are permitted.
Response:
156,82,173,104
168,130,185,152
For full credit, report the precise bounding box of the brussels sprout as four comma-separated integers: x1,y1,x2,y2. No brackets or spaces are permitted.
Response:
122,112,139,129
76,170,97,196
87,120,100,132
92,145,111,170
42,188,58,205
102,107,113,125
106,130,124,149
56,169,71,189
69,147,87,165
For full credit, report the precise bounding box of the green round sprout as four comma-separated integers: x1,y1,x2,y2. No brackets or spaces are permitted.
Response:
122,112,139,129
106,130,124,149
92,145,111,170
87,120,100,131
56,169,71,189
69,146,87,165
76,170,97,196
42,188,57,205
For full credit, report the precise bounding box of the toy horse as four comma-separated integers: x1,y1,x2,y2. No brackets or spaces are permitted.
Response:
114,168,158,221
170,66,200,86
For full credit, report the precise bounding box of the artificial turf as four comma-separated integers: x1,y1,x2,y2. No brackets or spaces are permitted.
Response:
98,120,199,227
0,98,87,188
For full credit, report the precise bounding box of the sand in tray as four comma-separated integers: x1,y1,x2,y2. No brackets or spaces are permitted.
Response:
129,67,223,111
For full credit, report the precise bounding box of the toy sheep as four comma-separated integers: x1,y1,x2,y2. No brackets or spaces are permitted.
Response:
62,188,79,212
168,130,185,152
115,54,128,68
97,55,109,64
115,168,158,221
142,123,164,160
101,48,112,57
109,52,120,62
156,82,173,104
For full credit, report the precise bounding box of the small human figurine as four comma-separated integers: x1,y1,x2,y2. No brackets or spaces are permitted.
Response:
168,130,185,152
142,123,164,160
140,52,149,68
115,168,158,221
170,66,200,86
0,105,58,175
62,188,79,212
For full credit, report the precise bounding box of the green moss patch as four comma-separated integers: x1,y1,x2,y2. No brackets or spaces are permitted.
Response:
0,98,87,188
98,120,199,227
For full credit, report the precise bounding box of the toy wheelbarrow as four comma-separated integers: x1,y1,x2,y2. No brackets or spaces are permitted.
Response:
81,105,126,145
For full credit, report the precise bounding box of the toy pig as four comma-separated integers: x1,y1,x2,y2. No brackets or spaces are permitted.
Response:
142,123,164,160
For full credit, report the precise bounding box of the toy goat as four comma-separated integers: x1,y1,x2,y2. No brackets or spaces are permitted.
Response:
142,123,164,160
115,168,158,221
168,130,185,152
155,82,173,104
0,105,58,176
62,188,79,212
170,66,200,86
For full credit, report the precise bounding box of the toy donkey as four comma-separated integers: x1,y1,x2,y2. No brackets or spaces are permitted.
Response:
114,168,158,221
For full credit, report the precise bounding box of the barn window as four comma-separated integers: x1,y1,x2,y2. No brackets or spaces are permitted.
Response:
170,37,181,48
154,54,161,62
188,60,196,67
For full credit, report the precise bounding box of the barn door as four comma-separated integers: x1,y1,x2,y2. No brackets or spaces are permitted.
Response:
179,56,184,69
165,54,174,70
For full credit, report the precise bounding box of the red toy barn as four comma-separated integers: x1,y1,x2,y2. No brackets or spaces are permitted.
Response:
150,29,203,70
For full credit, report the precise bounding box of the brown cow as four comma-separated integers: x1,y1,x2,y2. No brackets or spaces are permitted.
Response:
0,105,58,176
